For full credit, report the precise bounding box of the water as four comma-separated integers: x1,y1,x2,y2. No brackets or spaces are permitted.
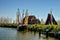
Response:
0,27,56,40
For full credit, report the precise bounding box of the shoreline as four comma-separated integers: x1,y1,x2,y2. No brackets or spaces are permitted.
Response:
0,23,17,28
0,26,17,28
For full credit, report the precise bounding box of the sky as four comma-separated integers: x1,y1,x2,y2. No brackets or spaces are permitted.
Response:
0,0,60,21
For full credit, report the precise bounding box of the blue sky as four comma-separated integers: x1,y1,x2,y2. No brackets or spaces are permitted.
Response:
0,0,60,21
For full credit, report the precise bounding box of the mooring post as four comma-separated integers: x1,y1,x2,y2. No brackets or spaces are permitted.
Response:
46,29,49,38
58,31,60,40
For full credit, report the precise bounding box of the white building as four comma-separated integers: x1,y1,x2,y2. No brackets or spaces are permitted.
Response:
57,20,60,24
0,17,12,24
41,19,45,24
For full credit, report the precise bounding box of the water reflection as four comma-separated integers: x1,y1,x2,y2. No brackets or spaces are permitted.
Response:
16,31,28,40
39,32,41,39
0,27,17,40
34,31,36,36
0,27,57,40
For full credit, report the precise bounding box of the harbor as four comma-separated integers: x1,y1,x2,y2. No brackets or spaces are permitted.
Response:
0,0,60,40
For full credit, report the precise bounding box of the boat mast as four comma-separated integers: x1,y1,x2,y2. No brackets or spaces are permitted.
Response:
50,8,53,25
22,10,24,25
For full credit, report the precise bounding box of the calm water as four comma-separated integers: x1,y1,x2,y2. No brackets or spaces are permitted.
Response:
0,27,56,40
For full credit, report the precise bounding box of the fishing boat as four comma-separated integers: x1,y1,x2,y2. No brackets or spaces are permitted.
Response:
17,9,29,31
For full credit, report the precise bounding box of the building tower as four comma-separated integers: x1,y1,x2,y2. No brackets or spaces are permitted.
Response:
45,9,57,25
23,9,29,26
16,8,21,24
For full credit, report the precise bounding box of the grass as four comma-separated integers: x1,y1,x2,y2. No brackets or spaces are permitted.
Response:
0,23,17,28
28,24,60,32
0,23,60,32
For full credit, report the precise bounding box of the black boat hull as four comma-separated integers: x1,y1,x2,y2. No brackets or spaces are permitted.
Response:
17,26,27,31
